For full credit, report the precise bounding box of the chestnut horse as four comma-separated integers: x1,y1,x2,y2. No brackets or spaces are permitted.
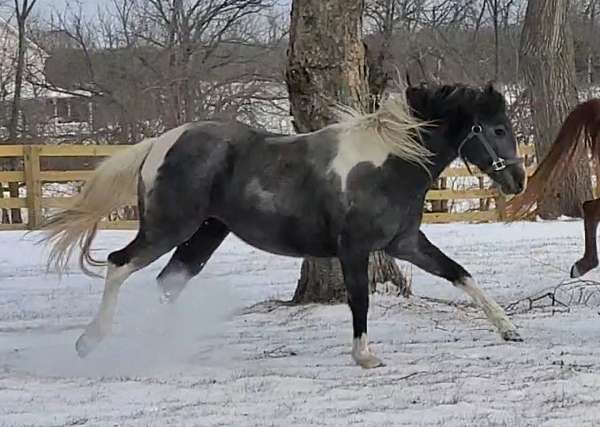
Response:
506,98,600,278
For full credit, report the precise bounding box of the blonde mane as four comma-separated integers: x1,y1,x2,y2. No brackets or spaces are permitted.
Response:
329,95,433,171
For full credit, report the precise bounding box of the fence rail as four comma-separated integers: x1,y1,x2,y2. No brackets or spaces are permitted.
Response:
0,144,536,230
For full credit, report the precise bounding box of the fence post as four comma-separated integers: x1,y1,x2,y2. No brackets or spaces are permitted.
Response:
23,145,42,229
478,176,486,211
495,193,507,221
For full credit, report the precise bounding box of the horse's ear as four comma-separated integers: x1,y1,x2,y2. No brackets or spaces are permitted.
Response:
484,80,497,94
483,80,507,112
405,84,427,113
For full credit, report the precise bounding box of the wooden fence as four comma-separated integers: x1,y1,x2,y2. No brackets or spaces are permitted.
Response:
0,144,536,231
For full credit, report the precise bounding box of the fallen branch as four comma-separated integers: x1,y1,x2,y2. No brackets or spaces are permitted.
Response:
504,277,600,315
504,291,570,315
237,299,298,315
255,345,298,359
419,295,476,310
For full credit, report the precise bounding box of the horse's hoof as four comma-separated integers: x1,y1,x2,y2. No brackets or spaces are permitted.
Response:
75,333,98,358
353,353,385,369
570,263,582,279
501,330,523,342
570,259,598,278
159,292,173,304
159,288,182,304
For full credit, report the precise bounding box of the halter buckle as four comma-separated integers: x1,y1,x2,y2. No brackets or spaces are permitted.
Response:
491,158,506,171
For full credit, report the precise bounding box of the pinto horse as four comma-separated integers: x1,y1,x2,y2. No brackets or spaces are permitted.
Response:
39,82,526,368
506,98,600,279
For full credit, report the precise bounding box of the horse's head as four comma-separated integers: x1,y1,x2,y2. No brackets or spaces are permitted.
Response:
406,81,526,195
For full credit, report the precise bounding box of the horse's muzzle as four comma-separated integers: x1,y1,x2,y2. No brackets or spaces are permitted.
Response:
493,164,526,195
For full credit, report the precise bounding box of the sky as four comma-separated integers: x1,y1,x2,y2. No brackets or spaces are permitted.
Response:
0,0,291,28
0,0,102,21
39,0,102,14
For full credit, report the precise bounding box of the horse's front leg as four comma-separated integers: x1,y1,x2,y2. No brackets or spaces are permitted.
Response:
386,230,522,342
338,246,384,369
571,198,600,278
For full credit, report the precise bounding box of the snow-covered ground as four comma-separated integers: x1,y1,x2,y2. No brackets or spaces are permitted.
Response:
2,220,600,426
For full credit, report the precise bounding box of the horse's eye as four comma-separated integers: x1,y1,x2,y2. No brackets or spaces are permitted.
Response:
494,128,506,137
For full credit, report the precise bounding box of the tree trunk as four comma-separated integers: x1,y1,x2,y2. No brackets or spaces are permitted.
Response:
9,19,26,141
4,15,28,224
166,0,183,128
3,1,39,224
587,1,596,85
519,0,593,218
286,0,410,304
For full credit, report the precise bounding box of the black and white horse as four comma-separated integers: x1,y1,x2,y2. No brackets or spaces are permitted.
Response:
40,82,526,368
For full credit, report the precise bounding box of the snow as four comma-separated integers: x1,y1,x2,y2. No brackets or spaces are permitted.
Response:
2,220,600,426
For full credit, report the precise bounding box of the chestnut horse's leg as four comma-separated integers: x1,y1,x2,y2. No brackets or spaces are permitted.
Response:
571,198,600,278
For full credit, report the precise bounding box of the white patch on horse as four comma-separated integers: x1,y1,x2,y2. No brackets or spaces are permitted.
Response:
454,276,520,340
245,178,276,212
351,333,384,369
329,128,393,191
141,123,193,189
75,262,136,357
159,269,192,304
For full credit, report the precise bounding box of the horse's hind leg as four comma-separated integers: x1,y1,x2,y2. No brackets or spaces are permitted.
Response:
571,198,600,278
75,225,199,357
157,218,229,303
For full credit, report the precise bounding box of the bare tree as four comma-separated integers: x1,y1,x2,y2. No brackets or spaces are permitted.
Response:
0,16,18,223
39,0,285,142
363,0,532,85
138,0,272,127
8,0,38,141
576,0,600,84
1,0,38,223
286,0,409,304
520,0,593,218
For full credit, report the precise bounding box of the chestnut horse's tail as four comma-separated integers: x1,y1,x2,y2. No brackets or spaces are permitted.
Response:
505,99,600,220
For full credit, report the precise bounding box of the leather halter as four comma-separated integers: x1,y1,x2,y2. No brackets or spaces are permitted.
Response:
457,124,524,175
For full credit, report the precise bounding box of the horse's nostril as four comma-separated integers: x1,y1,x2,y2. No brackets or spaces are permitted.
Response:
516,181,524,193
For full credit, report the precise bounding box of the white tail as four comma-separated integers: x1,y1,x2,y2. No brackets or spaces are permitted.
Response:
39,139,154,277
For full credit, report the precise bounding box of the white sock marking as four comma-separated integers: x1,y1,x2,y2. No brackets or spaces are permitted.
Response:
86,263,135,339
455,276,516,335
351,333,384,368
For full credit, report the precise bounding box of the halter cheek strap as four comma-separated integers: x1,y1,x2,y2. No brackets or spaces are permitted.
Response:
457,124,524,175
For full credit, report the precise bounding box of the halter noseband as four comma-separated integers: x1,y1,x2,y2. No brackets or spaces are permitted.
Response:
457,124,524,175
